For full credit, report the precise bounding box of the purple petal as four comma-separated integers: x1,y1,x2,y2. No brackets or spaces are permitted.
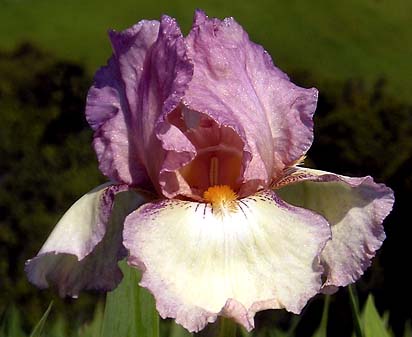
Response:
86,17,194,194
144,16,195,197
25,184,146,297
276,168,394,291
183,10,318,194
123,190,330,332
86,21,160,186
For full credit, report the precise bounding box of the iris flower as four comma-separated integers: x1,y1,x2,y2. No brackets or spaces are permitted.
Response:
26,10,394,332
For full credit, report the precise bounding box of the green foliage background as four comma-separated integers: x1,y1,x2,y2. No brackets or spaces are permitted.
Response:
1,0,411,102
0,0,411,336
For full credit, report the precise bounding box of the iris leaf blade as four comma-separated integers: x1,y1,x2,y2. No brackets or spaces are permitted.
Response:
312,295,330,337
169,321,193,337
404,321,412,337
29,301,53,337
361,295,391,337
100,260,159,337
348,285,364,337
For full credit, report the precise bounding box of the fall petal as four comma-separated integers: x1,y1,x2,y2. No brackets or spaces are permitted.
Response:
25,184,146,297
276,168,394,291
123,190,330,332
184,10,318,191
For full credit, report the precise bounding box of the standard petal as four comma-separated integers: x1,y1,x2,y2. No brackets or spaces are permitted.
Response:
184,10,318,193
86,16,194,194
123,190,330,332
144,16,195,197
114,15,194,196
276,168,394,292
25,184,146,297
86,20,160,186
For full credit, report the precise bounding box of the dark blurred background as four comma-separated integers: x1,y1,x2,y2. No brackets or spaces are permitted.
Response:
0,0,411,336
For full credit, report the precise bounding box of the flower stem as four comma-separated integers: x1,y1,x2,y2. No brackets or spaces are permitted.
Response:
348,284,364,337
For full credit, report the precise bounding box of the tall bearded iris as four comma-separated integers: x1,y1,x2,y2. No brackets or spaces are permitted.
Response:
25,10,394,332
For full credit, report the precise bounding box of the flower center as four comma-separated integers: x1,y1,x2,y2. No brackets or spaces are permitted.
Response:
179,147,242,196
169,106,244,198
203,185,238,214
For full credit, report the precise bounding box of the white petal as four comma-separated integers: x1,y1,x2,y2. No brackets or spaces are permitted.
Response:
38,183,111,258
25,183,146,297
123,190,330,332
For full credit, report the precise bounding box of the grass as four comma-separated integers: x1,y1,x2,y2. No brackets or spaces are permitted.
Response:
0,0,411,101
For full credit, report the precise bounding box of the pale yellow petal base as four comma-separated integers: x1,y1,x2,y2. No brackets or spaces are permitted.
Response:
124,190,331,332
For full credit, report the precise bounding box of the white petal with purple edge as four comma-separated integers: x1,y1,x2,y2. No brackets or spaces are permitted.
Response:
25,184,146,297
123,190,331,332
276,168,394,292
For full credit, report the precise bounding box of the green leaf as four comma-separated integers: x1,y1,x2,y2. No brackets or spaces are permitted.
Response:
238,326,251,337
78,302,104,337
217,318,237,337
29,301,53,337
269,328,290,337
48,315,67,337
404,320,412,337
0,304,25,337
312,295,330,337
287,316,301,336
100,260,159,337
360,295,391,337
194,318,236,337
169,321,193,337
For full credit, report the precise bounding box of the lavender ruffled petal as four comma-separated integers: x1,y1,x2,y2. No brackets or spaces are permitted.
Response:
86,21,160,186
276,168,394,291
141,16,195,197
184,10,318,193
